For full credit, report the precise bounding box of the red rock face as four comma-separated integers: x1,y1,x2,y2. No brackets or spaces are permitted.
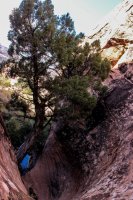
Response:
0,115,32,200
71,63,133,200
87,0,133,47
85,0,133,67
23,63,133,200
24,132,81,200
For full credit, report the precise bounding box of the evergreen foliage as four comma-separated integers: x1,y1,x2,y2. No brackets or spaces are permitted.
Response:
6,117,33,148
6,0,111,155
9,92,29,115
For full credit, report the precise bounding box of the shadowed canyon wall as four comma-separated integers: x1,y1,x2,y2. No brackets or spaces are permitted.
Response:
0,115,32,200
23,62,133,200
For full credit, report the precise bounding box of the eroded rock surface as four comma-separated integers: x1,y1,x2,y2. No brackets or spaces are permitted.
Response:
24,130,81,200
85,0,133,66
0,115,32,200
73,62,133,200
23,61,133,200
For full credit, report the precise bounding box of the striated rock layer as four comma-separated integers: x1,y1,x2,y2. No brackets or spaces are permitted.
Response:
85,0,133,66
0,114,32,200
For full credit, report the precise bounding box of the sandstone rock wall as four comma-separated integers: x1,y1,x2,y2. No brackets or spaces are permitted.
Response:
23,131,81,200
85,0,133,67
73,62,133,200
23,62,133,200
0,114,32,200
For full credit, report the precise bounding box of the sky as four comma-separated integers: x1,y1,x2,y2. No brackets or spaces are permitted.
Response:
0,0,122,47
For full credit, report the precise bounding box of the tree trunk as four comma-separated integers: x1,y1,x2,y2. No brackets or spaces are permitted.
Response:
17,105,45,163
17,70,46,162
0,112,8,137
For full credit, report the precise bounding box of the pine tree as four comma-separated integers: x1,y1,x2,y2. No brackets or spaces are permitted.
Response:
7,0,110,161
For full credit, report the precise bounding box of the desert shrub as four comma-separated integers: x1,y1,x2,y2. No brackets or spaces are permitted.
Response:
0,76,11,87
6,117,33,148
6,116,50,150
